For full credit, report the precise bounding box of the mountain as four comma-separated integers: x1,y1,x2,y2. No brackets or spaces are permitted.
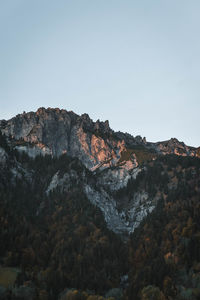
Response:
1,107,199,166
0,108,199,234
0,108,200,300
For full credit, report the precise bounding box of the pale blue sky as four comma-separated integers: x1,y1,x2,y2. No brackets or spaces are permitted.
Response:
0,0,200,146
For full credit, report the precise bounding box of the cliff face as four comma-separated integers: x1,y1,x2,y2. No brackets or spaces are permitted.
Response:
154,138,199,157
1,108,199,171
0,108,136,171
0,108,199,235
1,107,200,195
1,108,200,300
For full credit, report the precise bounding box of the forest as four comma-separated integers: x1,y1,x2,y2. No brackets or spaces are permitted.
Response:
0,132,200,300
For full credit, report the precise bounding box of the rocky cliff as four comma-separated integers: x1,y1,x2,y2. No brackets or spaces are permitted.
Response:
0,107,199,234
1,108,200,300
1,108,199,170
0,107,123,169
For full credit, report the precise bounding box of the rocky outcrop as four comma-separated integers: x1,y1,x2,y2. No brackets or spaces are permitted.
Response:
0,147,8,166
45,166,157,235
0,145,32,188
1,108,199,171
97,165,140,192
0,108,138,171
0,107,199,235
153,138,199,157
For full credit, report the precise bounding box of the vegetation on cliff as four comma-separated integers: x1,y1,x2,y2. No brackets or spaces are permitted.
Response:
0,129,200,300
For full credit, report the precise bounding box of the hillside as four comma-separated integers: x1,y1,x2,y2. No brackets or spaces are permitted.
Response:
0,108,200,300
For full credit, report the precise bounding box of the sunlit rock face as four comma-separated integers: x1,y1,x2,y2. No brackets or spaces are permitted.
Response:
1,108,199,170
1,108,199,190
1,108,199,235
0,108,139,171
154,138,199,157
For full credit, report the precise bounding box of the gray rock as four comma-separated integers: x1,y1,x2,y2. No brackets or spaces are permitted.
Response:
0,147,8,166
1,108,199,172
1,108,199,236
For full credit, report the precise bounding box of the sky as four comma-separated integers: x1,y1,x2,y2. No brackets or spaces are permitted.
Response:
0,0,200,147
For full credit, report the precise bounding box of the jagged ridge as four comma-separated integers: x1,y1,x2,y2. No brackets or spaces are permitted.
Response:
0,108,199,235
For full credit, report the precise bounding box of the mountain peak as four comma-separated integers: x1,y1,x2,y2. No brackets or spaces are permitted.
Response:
0,108,199,169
